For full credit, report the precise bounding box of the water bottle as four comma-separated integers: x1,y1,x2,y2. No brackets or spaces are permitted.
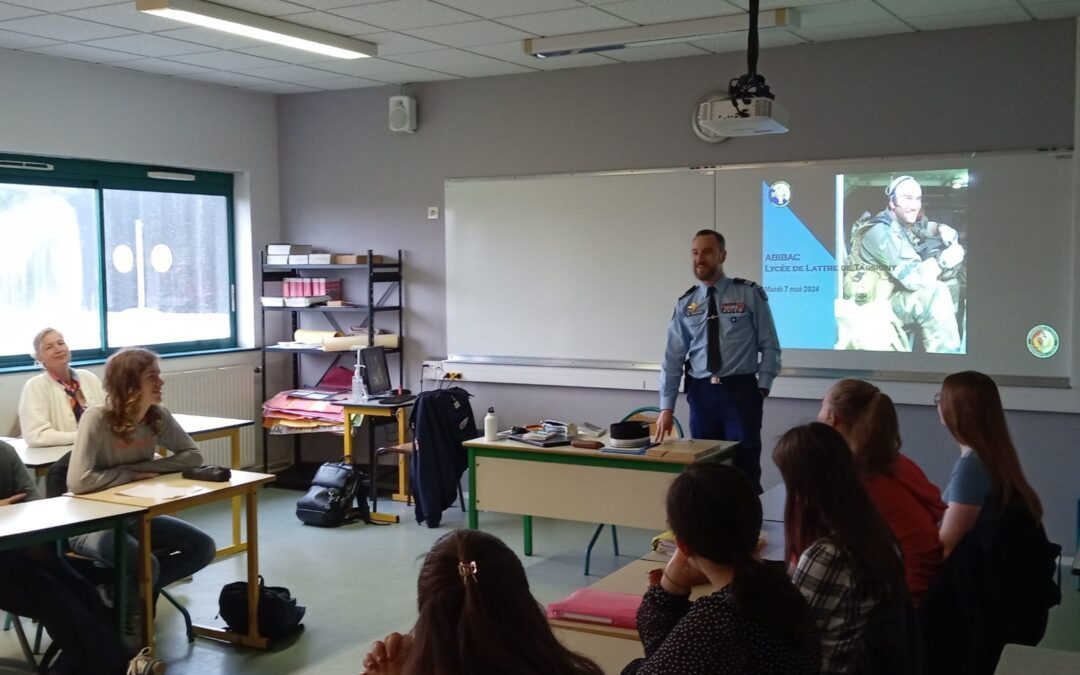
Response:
484,407,498,441
352,363,366,401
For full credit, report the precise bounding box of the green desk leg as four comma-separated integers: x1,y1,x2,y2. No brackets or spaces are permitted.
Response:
523,516,533,556
468,448,478,530
113,520,126,637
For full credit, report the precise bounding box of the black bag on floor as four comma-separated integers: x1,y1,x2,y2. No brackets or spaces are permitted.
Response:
295,459,370,527
218,575,305,640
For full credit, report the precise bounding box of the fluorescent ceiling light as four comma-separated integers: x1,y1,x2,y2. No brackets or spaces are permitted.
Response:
523,9,797,58
136,0,376,59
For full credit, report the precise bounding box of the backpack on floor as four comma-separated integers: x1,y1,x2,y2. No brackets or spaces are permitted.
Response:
295,459,370,527
218,575,305,641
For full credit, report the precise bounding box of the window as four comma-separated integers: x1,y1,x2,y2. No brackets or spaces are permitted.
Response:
0,154,235,367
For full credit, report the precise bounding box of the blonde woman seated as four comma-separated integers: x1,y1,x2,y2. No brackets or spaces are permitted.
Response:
18,327,104,446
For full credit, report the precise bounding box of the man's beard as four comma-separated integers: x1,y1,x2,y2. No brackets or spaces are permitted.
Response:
694,264,718,281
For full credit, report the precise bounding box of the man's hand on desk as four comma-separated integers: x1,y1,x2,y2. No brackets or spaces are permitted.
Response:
653,409,675,443
0,492,27,506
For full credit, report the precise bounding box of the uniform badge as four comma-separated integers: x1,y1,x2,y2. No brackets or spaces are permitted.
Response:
685,302,703,316
720,302,745,314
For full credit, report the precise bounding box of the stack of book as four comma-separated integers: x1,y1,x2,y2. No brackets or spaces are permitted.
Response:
266,244,312,265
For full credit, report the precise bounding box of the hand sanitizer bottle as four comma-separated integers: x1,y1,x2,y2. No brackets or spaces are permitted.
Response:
484,407,498,441
352,362,366,401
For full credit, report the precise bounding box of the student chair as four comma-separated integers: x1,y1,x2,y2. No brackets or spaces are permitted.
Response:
583,407,684,575
372,442,465,516
3,612,58,674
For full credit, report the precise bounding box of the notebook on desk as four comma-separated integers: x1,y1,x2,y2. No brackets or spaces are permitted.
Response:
508,433,572,448
547,589,642,629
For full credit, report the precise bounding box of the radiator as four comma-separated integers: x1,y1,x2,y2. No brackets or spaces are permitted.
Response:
162,365,258,468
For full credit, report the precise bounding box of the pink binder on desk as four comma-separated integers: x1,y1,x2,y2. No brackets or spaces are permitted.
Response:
546,589,642,629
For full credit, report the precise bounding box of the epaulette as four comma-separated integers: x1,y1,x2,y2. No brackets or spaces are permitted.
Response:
678,286,696,300
735,278,768,301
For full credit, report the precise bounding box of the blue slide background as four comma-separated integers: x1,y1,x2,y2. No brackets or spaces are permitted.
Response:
761,181,837,350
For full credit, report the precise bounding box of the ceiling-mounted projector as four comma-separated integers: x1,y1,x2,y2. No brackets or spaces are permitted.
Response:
696,95,788,137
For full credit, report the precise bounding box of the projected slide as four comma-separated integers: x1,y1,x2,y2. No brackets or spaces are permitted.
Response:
762,169,968,354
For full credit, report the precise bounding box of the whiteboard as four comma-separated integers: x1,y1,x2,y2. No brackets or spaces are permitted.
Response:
445,152,1073,385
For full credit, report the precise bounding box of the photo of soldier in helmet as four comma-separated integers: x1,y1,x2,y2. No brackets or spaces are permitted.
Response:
836,172,967,353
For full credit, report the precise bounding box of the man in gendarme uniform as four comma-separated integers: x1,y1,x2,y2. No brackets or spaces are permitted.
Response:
654,230,780,493
851,175,963,353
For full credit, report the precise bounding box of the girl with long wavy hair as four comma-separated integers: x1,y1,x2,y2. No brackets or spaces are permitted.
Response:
362,529,602,675
774,422,906,674
818,378,945,603
935,370,1043,556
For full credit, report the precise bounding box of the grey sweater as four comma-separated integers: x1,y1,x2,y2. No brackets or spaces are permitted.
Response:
0,440,41,502
67,405,203,494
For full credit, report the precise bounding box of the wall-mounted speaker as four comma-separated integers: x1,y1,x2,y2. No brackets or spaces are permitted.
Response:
389,95,417,133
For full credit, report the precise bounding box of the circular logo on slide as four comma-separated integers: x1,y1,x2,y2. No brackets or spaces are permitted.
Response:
1026,324,1059,359
768,181,791,207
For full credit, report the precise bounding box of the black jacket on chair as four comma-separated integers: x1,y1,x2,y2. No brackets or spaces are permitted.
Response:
408,387,476,528
920,497,1061,675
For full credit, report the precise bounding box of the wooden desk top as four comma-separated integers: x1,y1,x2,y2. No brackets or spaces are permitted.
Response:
0,496,145,543
73,470,274,512
171,413,254,434
1,436,72,468
464,437,735,465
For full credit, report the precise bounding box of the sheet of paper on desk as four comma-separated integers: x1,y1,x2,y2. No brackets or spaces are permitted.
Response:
117,484,209,500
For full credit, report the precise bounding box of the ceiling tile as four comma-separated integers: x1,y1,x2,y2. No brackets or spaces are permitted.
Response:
166,49,286,70
794,19,914,43
601,41,709,61
390,47,536,77
185,70,283,87
330,0,478,30
237,43,341,63
241,62,353,82
154,26,264,49
67,3,182,32
3,0,117,10
354,30,445,54
0,29,57,49
873,0,1019,19
27,42,135,63
306,55,458,81
907,6,1030,30
468,39,619,69
245,82,322,93
0,14,133,41
0,3,42,21
1027,1,1080,19
82,33,211,57
300,74,385,88
287,0,386,10
601,0,743,23
725,0,841,10
276,10,381,34
207,0,311,16
690,27,806,53
404,19,533,47
436,0,584,19
792,0,897,29
111,57,215,76
499,7,635,35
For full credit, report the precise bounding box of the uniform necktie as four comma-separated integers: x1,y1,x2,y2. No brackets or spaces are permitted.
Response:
706,286,722,374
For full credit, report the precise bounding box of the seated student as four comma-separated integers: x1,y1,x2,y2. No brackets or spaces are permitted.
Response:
0,439,165,675
362,529,602,675
18,327,105,446
66,347,215,632
935,370,1042,556
817,378,945,604
622,463,820,675
773,423,907,675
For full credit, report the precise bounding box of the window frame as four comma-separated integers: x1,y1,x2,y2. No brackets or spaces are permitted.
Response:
0,152,237,369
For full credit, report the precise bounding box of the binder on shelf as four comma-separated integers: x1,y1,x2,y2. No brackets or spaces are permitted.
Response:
267,244,312,255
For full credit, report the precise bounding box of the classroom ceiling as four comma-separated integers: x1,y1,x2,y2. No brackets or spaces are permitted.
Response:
0,0,1075,95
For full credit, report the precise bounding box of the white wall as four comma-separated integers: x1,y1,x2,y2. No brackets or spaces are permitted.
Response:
0,50,281,436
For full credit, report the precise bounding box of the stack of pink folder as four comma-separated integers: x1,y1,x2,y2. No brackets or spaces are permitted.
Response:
546,589,642,629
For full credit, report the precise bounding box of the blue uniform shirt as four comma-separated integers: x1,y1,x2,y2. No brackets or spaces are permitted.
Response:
659,276,781,410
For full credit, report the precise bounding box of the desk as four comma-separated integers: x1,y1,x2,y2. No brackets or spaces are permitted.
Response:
74,470,275,652
170,413,255,559
340,399,414,525
2,437,70,478
464,438,737,556
550,519,786,675
994,644,1080,674
0,497,146,634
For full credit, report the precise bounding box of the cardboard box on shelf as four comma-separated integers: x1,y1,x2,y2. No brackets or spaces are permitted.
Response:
331,254,386,264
